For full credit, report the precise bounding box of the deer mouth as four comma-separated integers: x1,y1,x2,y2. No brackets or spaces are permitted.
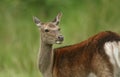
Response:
56,41,62,44
56,35,64,44
56,40,63,44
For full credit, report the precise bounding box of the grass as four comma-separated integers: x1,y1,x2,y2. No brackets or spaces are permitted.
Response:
0,0,120,77
0,69,41,77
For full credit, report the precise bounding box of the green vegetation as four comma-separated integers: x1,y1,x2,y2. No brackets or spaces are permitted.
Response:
0,0,120,77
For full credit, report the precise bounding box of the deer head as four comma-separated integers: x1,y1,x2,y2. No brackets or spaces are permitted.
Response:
33,12,64,45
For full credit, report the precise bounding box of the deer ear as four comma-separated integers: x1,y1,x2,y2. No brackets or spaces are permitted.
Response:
33,16,41,27
52,12,62,25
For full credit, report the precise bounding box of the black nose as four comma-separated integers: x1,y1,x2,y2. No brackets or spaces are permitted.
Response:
58,35,64,41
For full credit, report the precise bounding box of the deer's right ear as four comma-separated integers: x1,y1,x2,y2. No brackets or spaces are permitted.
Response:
52,12,62,25
33,16,41,27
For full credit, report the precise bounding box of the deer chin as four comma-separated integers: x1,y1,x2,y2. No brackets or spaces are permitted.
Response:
56,40,63,44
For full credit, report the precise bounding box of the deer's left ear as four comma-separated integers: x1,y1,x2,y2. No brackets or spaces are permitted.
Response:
52,12,62,25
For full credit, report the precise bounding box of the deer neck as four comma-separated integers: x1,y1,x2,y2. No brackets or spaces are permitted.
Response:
38,35,54,75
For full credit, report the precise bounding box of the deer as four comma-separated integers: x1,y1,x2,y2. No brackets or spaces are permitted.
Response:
33,12,120,77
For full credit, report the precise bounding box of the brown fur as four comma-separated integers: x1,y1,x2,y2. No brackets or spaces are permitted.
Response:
53,31,120,77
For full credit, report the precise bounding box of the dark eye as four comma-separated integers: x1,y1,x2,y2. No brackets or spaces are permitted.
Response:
45,29,49,32
58,28,61,31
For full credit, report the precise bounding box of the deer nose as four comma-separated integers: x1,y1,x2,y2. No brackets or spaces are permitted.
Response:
58,35,64,41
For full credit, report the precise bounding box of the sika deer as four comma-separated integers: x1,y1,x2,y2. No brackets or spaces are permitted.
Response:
33,13,120,77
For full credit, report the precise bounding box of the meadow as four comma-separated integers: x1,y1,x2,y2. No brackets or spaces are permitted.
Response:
0,0,120,77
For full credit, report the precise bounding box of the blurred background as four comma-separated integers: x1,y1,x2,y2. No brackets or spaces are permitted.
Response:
0,0,120,77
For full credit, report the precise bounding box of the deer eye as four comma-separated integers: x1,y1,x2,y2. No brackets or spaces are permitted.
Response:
45,29,49,32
